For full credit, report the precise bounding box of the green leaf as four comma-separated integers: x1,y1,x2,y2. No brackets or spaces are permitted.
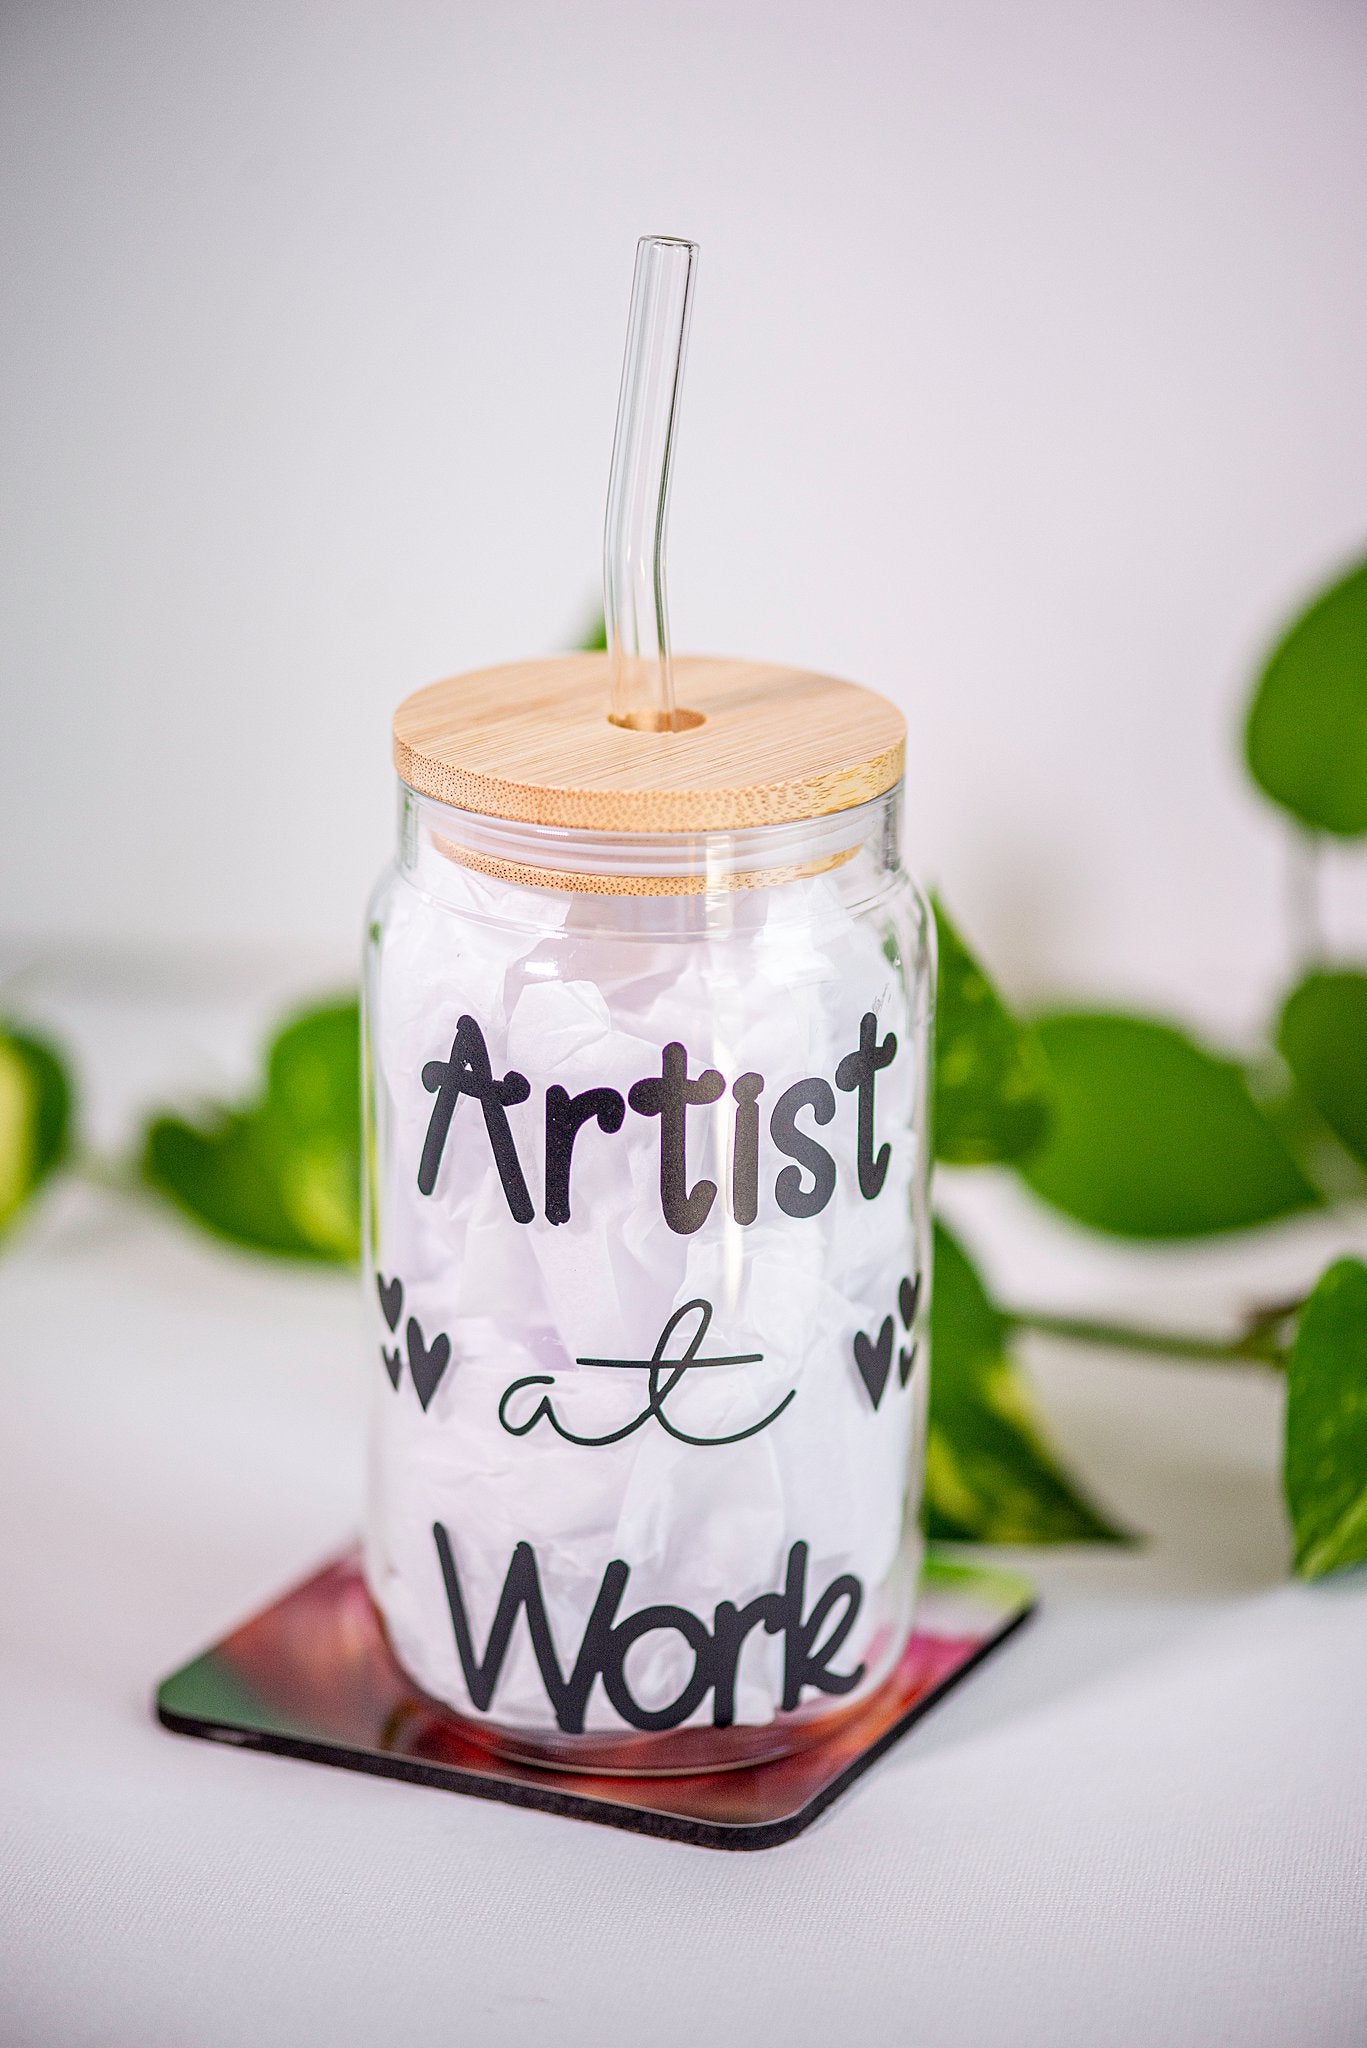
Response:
579,610,607,652
1277,969,1367,1173
1245,555,1367,836
1284,1258,1367,1579
932,898,1052,1166
142,999,361,1263
0,1022,74,1238
926,1221,1125,1544
1019,1013,1321,1237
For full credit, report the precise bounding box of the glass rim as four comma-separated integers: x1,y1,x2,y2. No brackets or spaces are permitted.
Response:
401,783,903,896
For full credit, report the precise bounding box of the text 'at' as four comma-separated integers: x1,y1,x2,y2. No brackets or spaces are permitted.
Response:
417,1012,898,1235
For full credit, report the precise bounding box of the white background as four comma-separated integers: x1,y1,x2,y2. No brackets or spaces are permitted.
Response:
4,15,1367,2040
3,0,1367,1032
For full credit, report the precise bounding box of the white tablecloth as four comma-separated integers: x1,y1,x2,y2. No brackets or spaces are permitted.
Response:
1,974,1365,2048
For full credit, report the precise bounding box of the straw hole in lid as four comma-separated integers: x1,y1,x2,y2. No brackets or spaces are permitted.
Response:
608,706,706,733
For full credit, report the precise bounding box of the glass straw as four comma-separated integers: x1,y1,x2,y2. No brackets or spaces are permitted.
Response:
603,236,698,731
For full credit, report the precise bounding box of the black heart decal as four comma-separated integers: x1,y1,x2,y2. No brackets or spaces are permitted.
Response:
377,1273,404,1332
899,1339,918,1389
899,1274,920,1329
406,1315,451,1412
854,1315,895,1410
382,1344,403,1390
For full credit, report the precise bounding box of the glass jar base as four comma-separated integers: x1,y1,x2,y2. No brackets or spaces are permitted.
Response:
438,1671,907,1779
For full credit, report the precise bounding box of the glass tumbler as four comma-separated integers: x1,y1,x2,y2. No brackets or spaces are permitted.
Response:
363,656,933,1774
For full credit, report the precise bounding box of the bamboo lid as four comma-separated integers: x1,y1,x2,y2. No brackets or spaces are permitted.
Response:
392,653,905,833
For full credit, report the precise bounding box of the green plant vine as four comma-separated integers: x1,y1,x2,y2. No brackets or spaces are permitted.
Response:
3,560,1365,1577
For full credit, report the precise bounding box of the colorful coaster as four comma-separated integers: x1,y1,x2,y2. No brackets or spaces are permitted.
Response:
157,1549,1033,1850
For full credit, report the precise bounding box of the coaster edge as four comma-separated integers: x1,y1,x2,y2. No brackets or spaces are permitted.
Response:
155,1587,1036,1852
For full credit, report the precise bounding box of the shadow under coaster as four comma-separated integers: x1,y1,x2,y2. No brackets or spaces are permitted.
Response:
157,1548,1033,1851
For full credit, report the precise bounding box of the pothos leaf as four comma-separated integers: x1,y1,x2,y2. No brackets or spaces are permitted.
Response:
1245,555,1367,838
1019,1012,1321,1237
932,898,1052,1166
1277,969,1367,1174
1284,1258,1367,1580
141,999,361,1263
926,1222,1126,1544
0,1022,74,1238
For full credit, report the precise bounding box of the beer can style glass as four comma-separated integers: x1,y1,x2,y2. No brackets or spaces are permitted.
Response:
361,650,934,1773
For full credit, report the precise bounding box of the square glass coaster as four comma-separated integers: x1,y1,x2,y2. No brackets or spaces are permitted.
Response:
158,1548,1033,1851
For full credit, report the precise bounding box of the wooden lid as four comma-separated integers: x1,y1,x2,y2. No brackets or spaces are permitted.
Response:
392,653,904,832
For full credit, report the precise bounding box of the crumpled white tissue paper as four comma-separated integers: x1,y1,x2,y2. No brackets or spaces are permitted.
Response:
364,841,928,1740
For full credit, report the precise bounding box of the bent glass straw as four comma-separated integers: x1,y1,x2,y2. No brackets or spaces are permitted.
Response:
603,236,698,731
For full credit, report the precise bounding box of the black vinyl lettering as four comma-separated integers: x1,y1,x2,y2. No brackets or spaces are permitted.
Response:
709,1591,785,1727
418,1015,533,1222
600,1606,716,1732
434,1532,867,1732
414,1011,901,1233
433,1523,628,1735
729,1072,764,1225
543,1084,625,1226
627,1042,725,1235
781,1543,866,1708
835,1010,898,1201
770,1078,837,1218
